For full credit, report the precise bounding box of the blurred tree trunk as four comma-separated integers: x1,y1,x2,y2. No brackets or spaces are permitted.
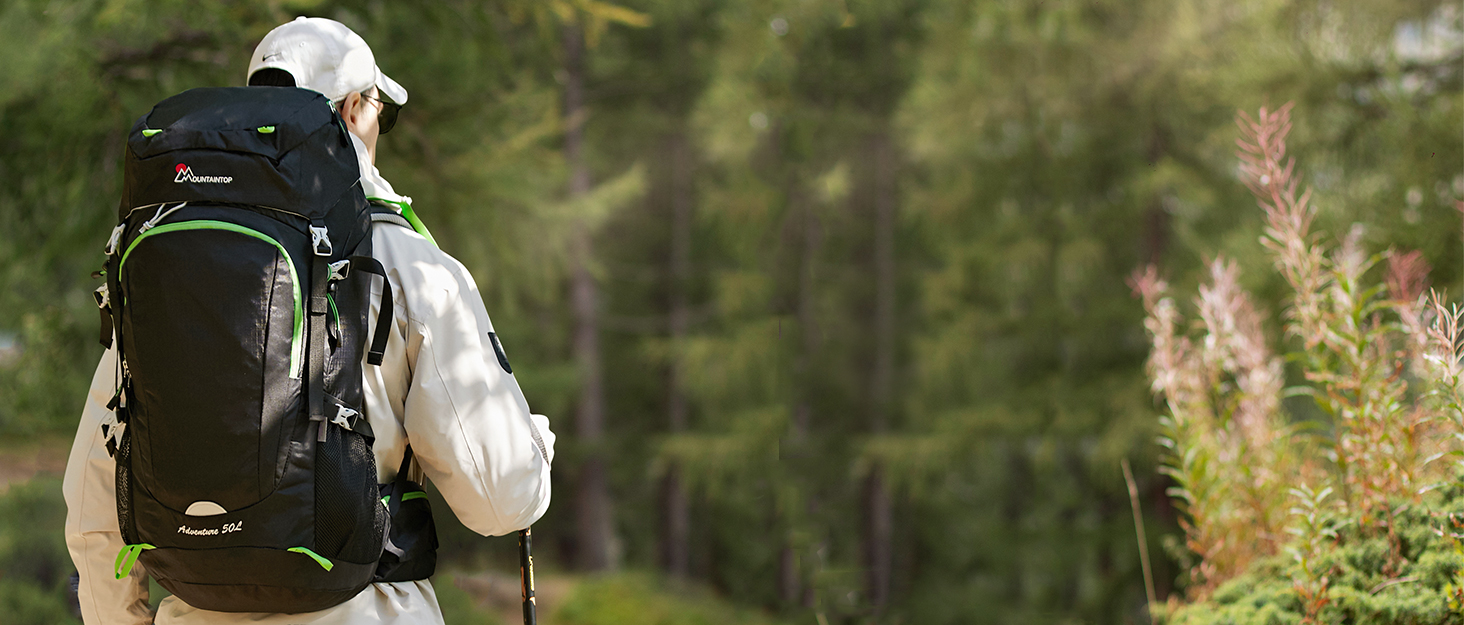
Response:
564,17,614,573
661,131,692,579
795,197,821,437
863,131,895,611
777,536,800,607
777,185,823,607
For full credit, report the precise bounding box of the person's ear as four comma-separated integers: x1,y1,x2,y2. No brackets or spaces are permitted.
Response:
340,92,363,127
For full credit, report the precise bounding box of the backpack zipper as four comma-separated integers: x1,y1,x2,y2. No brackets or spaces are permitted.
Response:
119,220,305,378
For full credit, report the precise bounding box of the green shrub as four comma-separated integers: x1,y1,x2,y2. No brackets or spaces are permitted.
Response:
1162,482,1464,624
0,477,78,624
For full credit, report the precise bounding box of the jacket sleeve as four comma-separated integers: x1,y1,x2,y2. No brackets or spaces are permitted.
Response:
62,348,154,625
378,228,554,537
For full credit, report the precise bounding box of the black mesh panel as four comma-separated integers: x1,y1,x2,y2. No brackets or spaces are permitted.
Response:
116,430,136,545
315,425,385,564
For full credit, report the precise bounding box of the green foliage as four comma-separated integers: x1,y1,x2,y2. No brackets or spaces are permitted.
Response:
0,581,80,625
1161,482,1464,624
434,573,508,625
554,573,790,625
0,478,78,625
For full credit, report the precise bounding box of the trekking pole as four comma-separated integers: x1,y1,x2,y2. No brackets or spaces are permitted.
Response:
519,527,536,625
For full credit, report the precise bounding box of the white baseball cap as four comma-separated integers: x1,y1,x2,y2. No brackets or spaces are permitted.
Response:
247,17,408,105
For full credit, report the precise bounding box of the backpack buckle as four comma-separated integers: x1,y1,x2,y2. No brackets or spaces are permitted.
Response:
310,226,333,256
331,404,360,429
94,284,109,309
328,260,351,281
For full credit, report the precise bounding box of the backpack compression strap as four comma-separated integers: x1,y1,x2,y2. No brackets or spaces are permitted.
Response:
348,255,393,366
308,247,395,441
308,224,333,441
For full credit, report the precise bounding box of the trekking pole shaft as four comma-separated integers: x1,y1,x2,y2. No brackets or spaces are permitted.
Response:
519,527,536,625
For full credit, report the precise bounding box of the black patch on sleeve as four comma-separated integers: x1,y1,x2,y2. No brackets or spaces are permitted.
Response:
488,332,512,374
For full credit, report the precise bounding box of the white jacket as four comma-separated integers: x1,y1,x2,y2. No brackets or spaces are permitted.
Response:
63,138,553,624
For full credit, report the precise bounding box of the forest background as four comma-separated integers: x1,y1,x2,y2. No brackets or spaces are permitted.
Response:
0,0,1459,623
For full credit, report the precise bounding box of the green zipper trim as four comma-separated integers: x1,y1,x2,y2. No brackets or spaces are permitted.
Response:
382,491,428,504
120,220,303,378
288,547,334,571
257,126,276,134
368,196,437,248
141,129,162,137
114,543,155,579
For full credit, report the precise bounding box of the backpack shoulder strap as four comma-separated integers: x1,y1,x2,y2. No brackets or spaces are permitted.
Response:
367,199,438,247
369,205,413,231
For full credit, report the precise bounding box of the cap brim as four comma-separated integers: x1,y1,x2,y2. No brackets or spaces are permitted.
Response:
376,67,408,105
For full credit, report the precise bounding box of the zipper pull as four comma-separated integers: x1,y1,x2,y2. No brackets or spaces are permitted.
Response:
327,292,341,347
327,304,341,345
138,202,188,236
103,224,126,256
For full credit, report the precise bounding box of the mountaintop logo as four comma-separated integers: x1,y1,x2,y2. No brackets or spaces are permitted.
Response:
174,163,233,184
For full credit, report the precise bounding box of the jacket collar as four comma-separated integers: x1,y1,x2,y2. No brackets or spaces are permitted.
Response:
348,131,412,208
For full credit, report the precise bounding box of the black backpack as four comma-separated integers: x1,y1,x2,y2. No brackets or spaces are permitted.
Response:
94,86,407,613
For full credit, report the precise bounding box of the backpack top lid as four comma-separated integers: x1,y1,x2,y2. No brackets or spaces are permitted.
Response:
120,86,362,221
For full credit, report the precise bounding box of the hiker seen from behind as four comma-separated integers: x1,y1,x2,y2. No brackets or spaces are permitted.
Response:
64,16,554,625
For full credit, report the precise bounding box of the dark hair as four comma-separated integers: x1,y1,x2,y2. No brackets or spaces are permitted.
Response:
248,68,296,87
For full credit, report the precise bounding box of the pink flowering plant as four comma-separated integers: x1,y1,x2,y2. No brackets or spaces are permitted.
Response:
1135,104,1464,622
